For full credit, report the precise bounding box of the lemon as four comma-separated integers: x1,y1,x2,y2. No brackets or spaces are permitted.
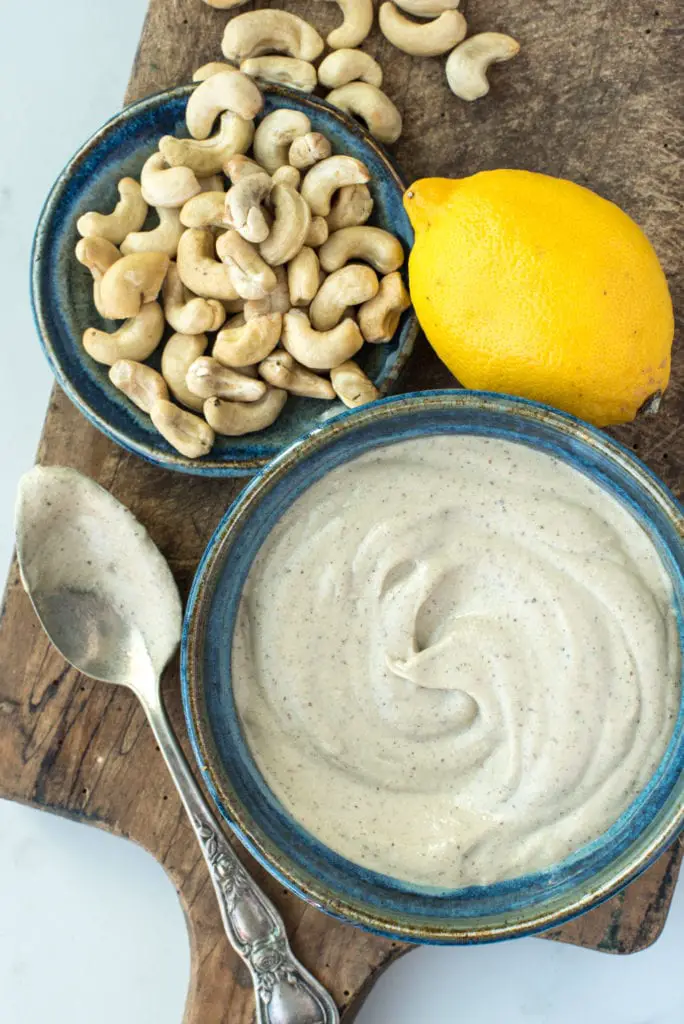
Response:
404,170,674,426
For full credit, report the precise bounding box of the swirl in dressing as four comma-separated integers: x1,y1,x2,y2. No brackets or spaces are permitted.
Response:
233,436,680,887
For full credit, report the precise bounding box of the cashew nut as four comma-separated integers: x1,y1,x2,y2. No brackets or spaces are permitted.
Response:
140,152,202,208
224,154,267,183
108,359,169,413
288,132,332,170
259,350,335,399
186,356,267,401
446,33,520,100
193,62,237,82
242,300,268,320
204,387,287,436
330,359,380,407
77,179,148,244
150,399,215,459
176,228,239,301
379,3,466,56
159,112,254,175
222,11,325,63
223,297,246,314
240,57,317,93
186,71,263,140
395,0,461,14
83,302,165,365
301,155,370,216
97,252,169,319
201,0,251,11
271,164,301,189
304,216,329,248
76,236,121,318
317,0,374,50
224,171,272,244
161,332,209,411
259,184,311,265
162,262,227,334
75,236,120,277
326,183,373,231
180,192,229,230
325,83,403,144
244,265,290,318
281,309,364,369
253,109,311,173
318,48,383,89
198,174,226,193
216,229,278,299
213,313,282,367
288,246,320,306
93,282,110,319
309,264,378,330
120,207,184,257
319,226,404,274
358,270,411,343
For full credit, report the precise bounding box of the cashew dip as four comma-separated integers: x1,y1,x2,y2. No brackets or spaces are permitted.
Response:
233,436,680,887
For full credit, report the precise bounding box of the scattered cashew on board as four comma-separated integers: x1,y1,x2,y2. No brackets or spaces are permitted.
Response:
75,70,408,457
204,0,520,109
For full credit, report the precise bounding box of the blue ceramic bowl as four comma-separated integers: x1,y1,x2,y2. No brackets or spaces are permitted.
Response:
31,84,418,476
182,390,684,942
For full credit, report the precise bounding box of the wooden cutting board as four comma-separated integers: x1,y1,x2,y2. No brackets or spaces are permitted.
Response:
0,0,682,1020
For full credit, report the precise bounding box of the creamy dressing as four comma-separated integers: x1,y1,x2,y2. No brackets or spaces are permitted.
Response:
16,466,182,691
233,436,680,887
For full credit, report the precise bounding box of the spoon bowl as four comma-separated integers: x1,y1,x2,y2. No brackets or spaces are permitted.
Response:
16,466,179,694
29,589,150,687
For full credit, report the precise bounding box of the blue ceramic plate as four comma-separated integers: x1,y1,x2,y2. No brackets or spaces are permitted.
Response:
182,391,684,943
31,84,418,476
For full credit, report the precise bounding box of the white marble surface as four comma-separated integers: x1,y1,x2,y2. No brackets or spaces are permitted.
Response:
0,2,682,1022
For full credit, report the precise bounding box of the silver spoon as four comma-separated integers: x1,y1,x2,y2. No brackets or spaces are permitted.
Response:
15,465,339,1024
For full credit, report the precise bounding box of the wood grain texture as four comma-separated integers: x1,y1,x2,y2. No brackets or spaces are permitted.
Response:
0,1,681,1021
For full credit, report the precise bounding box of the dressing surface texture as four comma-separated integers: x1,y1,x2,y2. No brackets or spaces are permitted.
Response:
235,436,680,887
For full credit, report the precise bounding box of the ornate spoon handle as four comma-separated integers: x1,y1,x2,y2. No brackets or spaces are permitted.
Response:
145,695,340,1024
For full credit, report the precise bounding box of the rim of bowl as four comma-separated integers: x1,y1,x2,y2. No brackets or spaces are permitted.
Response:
182,390,684,942
30,83,419,477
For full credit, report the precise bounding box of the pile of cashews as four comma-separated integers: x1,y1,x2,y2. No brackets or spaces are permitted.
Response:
75,66,411,459
203,2,520,110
